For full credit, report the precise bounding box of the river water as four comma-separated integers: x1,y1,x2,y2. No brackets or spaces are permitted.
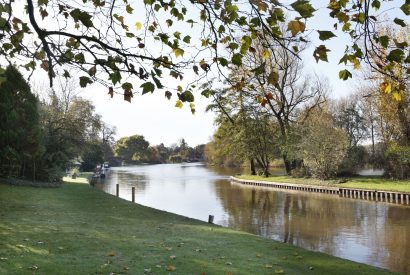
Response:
95,163,410,274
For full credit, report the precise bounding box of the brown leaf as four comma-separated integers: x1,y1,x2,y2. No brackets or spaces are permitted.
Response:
166,265,176,271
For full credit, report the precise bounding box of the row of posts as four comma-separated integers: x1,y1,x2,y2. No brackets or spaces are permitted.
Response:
340,188,410,205
115,184,215,223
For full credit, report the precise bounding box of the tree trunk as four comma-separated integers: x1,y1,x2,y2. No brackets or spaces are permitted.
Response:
283,155,292,175
250,159,256,175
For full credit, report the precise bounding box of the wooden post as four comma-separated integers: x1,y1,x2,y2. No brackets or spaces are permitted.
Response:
208,215,214,224
116,184,119,197
132,187,135,202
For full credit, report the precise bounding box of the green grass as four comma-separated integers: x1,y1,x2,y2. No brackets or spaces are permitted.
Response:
237,175,410,193
0,178,395,274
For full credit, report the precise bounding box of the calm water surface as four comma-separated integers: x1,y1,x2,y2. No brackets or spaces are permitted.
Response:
96,163,410,274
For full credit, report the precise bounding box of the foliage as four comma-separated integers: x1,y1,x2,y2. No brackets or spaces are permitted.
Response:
385,144,410,179
0,0,408,106
300,109,348,180
113,135,150,163
0,65,42,179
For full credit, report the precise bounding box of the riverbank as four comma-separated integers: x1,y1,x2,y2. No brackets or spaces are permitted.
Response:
236,175,410,193
0,178,394,274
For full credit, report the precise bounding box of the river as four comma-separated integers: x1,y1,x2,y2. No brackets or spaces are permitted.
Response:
95,163,410,274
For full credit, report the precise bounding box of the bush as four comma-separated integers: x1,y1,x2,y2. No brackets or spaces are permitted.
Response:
300,109,348,180
385,144,410,179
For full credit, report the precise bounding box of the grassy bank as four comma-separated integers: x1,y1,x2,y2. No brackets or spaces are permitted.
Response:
0,179,394,274
237,175,410,193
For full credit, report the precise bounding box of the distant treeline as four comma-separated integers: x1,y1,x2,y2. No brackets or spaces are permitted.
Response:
111,136,205,166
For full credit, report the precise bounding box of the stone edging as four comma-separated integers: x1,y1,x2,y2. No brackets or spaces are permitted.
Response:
230,176,410,206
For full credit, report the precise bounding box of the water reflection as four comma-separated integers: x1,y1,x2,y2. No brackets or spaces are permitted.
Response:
97,163,409,274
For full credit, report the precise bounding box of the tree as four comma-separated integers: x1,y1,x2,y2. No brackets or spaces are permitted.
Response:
0,0,408,105
299,108,348,180
113,135,150,163
0,65,42,179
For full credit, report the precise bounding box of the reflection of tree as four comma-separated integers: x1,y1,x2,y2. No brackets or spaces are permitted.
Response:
383,207,410,274
216,183,371,253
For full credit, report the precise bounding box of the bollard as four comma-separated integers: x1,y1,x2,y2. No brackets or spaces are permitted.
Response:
132,187,135,202
208,215,214,224
116,184,119,197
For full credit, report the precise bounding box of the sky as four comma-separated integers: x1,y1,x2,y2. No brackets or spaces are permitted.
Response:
11,0,409,147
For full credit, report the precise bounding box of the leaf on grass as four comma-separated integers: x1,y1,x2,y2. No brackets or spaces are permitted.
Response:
166,265,176,271
274,268,285,273
170,255,177,259
107,251,116,257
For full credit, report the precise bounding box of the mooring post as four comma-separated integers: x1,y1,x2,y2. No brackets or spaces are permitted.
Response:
116,184,119,197
132,186,135,202
208,215,214,224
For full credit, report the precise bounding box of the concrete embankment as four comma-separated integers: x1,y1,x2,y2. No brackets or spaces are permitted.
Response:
230,176,410,205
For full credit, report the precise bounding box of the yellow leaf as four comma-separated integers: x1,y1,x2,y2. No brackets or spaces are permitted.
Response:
261,49,270,60
353,59,360,70
135,22,142,31
380,82,392,93
166,265,176,271
107,250,116,257
173,48,184,58
175,100,183,108
392,92,402,101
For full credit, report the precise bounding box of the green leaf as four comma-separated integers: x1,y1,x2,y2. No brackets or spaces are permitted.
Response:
394,18,406,27
140,82,155,94
339,69,352,80
79,76,92,88
401,4,410,15
179,91,194,102
387,49,405,62
317,30,336,40
268,71,279,85
219,58,228,67
175,99,183,108
109,71,121,85
122,82,133,91
372,0,380,10
291,0,315,18
165,91,172,100
183,35,191,43
38,0,49,6
126,4,134,14
379,36,389,48
313,45,330,62
88,66,97,76
231,53,243,66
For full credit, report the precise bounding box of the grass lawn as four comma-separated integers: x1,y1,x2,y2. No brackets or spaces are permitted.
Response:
237,175,410,193
0,178,395,274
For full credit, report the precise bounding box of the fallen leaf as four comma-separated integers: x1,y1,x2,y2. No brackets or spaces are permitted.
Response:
165,247,172,251
225,262,232,265
166,265,176,271
57,246,64,250
275,268,285,273
0,257,8,261
265,264,273,268
256,253,262,258
107,251,116,257
155,265,162,268
144,268,151,272
170,255,177,260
